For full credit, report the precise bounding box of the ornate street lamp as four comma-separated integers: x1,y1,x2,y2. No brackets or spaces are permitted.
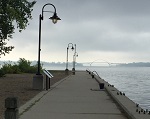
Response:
33,3,61,90
65,43,74,74
37,3,61,75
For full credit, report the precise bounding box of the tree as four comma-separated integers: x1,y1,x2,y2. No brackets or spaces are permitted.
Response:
0,0,36,57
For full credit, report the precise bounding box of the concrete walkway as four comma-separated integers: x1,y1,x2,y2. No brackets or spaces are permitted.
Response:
19,71,127,119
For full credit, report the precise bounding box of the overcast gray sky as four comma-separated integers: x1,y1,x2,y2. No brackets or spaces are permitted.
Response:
1,0,150,63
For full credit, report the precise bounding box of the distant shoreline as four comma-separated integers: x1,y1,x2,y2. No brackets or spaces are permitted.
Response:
1,60,150,67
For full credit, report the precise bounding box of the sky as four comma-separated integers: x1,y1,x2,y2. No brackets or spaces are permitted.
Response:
1,0,150,64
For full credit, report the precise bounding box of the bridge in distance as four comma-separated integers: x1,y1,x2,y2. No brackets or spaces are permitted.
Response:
80,61,123,67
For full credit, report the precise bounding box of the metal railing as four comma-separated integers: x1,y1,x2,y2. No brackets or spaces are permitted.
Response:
86,69,101,79
92,70,101,79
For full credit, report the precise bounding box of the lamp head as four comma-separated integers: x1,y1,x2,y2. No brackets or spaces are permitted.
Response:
71,46,74,51
49,12,61,24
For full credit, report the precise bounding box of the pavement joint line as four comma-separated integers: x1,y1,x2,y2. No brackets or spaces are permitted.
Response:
19,74,71,116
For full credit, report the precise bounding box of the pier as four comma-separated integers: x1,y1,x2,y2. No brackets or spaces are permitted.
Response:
19,71,150,119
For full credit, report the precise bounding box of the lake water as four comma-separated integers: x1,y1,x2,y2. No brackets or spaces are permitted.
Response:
88,66,150,110
44,65,150,110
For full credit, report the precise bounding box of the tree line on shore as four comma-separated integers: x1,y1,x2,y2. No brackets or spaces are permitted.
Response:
117,62,150,67
0,58,42,77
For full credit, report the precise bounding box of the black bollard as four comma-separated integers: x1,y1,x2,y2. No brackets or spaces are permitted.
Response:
99,83,104,89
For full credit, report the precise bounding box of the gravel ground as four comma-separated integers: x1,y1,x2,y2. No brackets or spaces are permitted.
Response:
0,70,69,118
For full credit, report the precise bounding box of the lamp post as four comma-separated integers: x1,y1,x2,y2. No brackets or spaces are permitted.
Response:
65,43,74,74
37,3,61,75
72,44,76,71
33,3,61,90
72,52,78,75
72,44,78,75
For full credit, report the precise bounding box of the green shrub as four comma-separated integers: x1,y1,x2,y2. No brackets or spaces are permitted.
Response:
0,69,6,77
0,58,43,77
18,58,31,73
17,58,41,73
27,65,37,73
1,62,13,74
11,65,21,73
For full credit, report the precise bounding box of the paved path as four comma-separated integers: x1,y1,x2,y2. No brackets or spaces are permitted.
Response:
19,71,127,119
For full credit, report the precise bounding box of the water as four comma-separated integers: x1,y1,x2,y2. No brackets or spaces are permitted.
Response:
43,65,150,110
89,66,150,110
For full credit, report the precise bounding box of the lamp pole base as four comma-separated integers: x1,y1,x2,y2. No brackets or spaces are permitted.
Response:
72,68,75,75
65,69,69,75
33,75,43,90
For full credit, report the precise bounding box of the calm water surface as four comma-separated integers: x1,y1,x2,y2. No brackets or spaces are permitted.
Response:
89,66,150,110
